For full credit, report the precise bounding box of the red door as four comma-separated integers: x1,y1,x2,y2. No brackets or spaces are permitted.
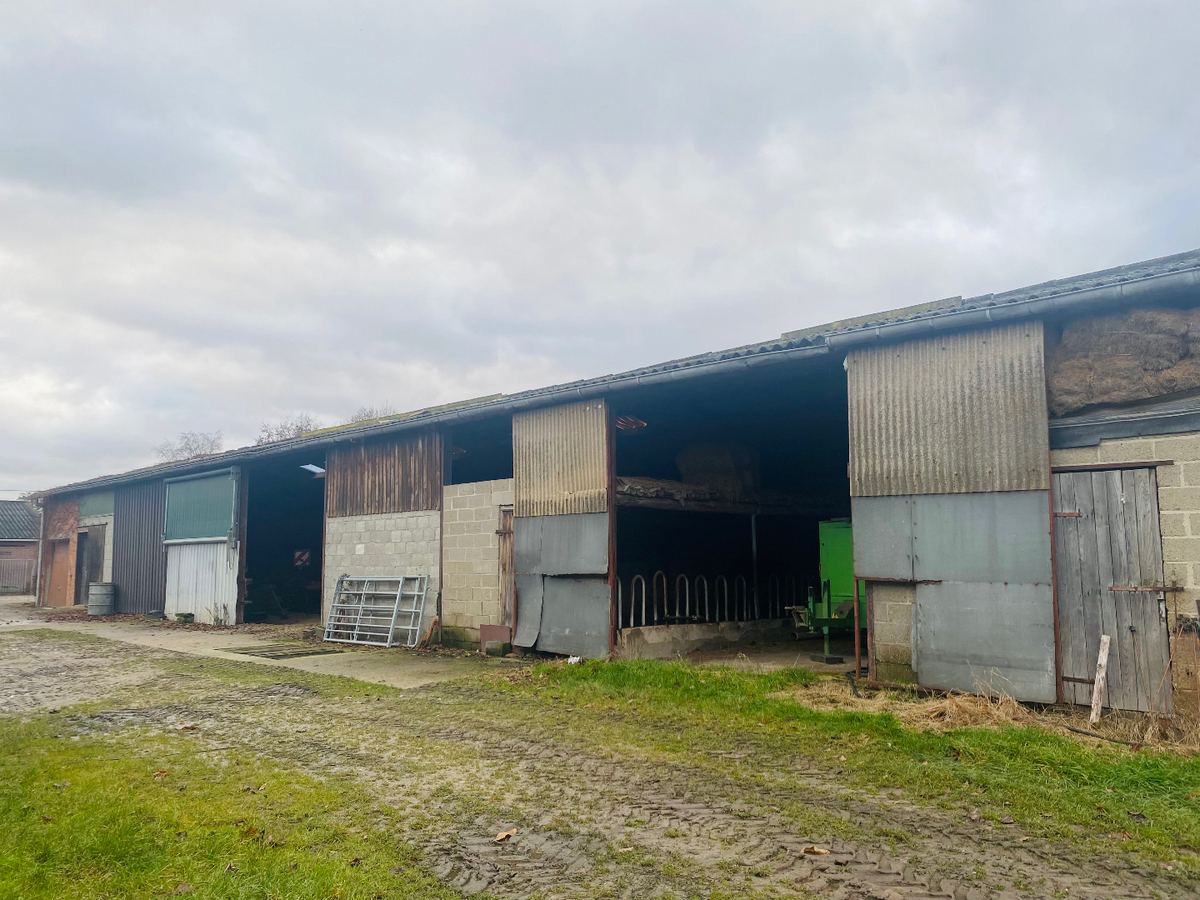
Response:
47,540,71,607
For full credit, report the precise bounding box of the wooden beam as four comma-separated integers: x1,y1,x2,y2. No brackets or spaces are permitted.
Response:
614,495,831,517
1051,461,1173,473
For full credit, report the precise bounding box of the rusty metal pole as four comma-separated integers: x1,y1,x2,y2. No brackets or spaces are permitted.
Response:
853,576,861,677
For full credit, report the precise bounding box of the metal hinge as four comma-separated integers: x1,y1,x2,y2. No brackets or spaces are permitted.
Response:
1109,585,1183,592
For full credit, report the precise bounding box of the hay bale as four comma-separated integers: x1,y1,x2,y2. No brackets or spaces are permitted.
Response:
1146,358,1200,396
1048,306,1200,416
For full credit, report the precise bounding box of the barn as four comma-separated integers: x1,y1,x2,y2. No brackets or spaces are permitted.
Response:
35,248,1200,718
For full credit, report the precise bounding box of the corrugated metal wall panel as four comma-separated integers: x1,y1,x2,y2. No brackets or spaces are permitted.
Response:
850,496,914,580
165,473,236,541
113,480,167,614
847,321,1050,497
912,490,1052,584
915,581,1057,702
165,541,238,625
326,429,442,518
514,513,610,575
536,576,612,658
513,400,609,517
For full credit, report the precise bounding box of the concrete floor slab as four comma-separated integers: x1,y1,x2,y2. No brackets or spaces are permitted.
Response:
0,596,524,689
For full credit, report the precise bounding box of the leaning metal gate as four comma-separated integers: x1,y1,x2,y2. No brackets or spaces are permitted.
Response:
323,575,428,648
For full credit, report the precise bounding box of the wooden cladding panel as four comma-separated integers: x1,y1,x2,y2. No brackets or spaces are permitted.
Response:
326,430,443,518
513,400,609,517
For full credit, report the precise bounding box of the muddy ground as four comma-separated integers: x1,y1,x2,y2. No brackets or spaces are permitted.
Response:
0,629,1193,900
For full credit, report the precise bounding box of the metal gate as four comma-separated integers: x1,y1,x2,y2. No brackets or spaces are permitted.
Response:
1052,468,1173,713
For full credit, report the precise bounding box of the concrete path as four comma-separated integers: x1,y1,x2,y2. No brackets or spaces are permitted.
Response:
0,596,523,689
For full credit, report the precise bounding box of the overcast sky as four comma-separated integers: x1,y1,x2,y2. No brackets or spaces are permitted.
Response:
3,1,1199,491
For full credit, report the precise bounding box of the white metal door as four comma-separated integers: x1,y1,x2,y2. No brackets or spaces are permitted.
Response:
165,541,238,625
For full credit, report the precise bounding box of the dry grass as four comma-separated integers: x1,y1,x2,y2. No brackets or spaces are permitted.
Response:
772,678,1200,751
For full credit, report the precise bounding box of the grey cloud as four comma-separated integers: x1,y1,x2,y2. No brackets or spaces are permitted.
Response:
2,1,1199,489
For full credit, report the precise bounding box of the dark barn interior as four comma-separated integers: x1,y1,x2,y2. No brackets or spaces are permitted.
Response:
611,357,851,629
242,451,327,622
446,415,515,484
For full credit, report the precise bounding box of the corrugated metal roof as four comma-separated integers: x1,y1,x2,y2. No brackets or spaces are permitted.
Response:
0,500,38,541
847,322,1051,496
38,247,1200,498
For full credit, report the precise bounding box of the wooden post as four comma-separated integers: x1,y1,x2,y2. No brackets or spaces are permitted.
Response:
1089,634,1111,725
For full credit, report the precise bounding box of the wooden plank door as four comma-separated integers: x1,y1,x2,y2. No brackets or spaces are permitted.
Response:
78,524,106,604
47,540,71,607
1052,468,1173,713
498,506,515,629
73,531,89,604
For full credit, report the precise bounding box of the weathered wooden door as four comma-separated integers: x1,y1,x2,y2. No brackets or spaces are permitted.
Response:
77,525,106,604
1052,468,1173,713
73,531,89,604
47,540,71,607
498,506,515,628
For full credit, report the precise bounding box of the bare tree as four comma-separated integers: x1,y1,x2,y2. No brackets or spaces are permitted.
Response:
347,402,398,424
155,431,224,462
255,412,320,445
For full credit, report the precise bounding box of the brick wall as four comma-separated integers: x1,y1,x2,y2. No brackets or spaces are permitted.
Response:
39,494,78,606
441,479,514,642
868,581,916,682
322,509,441,621
1051,433,1200,718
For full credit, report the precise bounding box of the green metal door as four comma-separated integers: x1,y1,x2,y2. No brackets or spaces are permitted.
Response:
818,520,865,627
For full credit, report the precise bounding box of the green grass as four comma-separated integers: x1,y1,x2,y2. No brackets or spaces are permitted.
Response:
0,716,465,900
505,659,1200,869
155,654,403,699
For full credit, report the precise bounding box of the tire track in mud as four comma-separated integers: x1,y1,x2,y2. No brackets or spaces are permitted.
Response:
73,678,1192,900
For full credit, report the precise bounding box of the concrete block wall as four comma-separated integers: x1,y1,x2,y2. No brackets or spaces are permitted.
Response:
441,479,514,641
322,509,441,621
869,581,916,682
1051,433,1200,718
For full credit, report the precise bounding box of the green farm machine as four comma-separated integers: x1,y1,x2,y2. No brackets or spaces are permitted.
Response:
785,519,866,663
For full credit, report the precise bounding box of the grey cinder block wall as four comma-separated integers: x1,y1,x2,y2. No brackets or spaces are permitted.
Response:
441,479,514,643
322,510,441,621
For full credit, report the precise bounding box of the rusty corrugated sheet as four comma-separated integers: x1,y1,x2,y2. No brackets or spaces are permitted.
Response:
847,321,1050,497
513,400,609,517
326,429,442,518
113,480,168,614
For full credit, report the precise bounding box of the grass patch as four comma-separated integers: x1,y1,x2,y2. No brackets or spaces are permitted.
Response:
0,715,465,900
156,654,403,700
506,659,1200,871
0,628,107,645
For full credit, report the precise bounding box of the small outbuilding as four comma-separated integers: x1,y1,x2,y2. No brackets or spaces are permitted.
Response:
0,500,39,594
